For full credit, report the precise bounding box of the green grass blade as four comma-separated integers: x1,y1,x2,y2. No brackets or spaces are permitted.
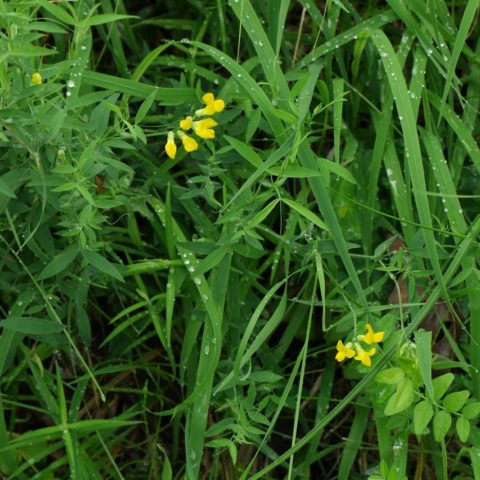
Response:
371,29,446,295
338,406,370,480
438,0,479,122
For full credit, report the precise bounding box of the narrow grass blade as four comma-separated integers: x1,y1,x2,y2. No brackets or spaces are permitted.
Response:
438,0,479,122
338,406,370,480
371,30,446,295
82,71,196,105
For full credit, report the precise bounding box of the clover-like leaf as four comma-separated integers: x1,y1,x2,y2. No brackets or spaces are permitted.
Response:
456,415,470,443
384,378,413,416
432,373,454,402
443,390,469,413
433,410,452,442
375,367,405,385
413,400,434,435
462,402,480,420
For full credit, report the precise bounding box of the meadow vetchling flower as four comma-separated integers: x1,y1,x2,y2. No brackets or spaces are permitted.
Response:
358,323,384,345
354,344,376,367
193,118,217,139
165,131,177,159
180,116,193,131
31,72,42,85
335,340,356,362
196,92,225,116
179,131,198,152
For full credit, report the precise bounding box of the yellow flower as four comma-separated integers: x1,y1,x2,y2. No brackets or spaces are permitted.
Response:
165,132,177,159
359,323,385,345
193,118,217,139
354,344,376,367
179,131,198,152
195,92,225,116
335,340,356,362
31,72,42,85
180,116,193,131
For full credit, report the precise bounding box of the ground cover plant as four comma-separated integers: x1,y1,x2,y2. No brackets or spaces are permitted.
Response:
0,0,479,478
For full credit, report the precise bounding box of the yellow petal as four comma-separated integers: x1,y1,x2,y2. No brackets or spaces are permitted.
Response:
182,135,198,152
196,118,218,129
31,72,42,85
194,127,215,139
180,116,193,130
373,331,385,343
213,99,225,112
345,347,356,358
363,323,384,345
165,142,176,159
202,92,215,105
335,351,346,362
195,104,216,116
165,132,177,159
362,355,372,367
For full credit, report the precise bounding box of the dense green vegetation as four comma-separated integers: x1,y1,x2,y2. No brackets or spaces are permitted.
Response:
0,0,479,478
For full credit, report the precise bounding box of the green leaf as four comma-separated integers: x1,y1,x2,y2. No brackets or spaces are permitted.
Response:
205,438,238,465
443,390,470,413
38,0,75,24
384,378,414,416
282,198,328,231
162,454,172,480
414,330,433,400
375,367,405,385
83,71,196,106
135,88,157,124
83,250,124,282
81,14,137,27
51,182,77,193
51,165,76,175
268,166,322,178
456,416,470,443
432,373,454,402
462,402,480,420
470,447,480,478
438,0,478,121
76,185,95,204
38,247,78,280
0,178,16,198
247,200,279,229
0,317,63,335
272,108,297,124
224,135,263,168
413,400,434,435
10,45,57,57
316,157,357,184
27,21,67,33
433,410,452,442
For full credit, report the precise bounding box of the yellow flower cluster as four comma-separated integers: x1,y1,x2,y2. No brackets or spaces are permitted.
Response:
335,323,384,367
164,92,225,160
